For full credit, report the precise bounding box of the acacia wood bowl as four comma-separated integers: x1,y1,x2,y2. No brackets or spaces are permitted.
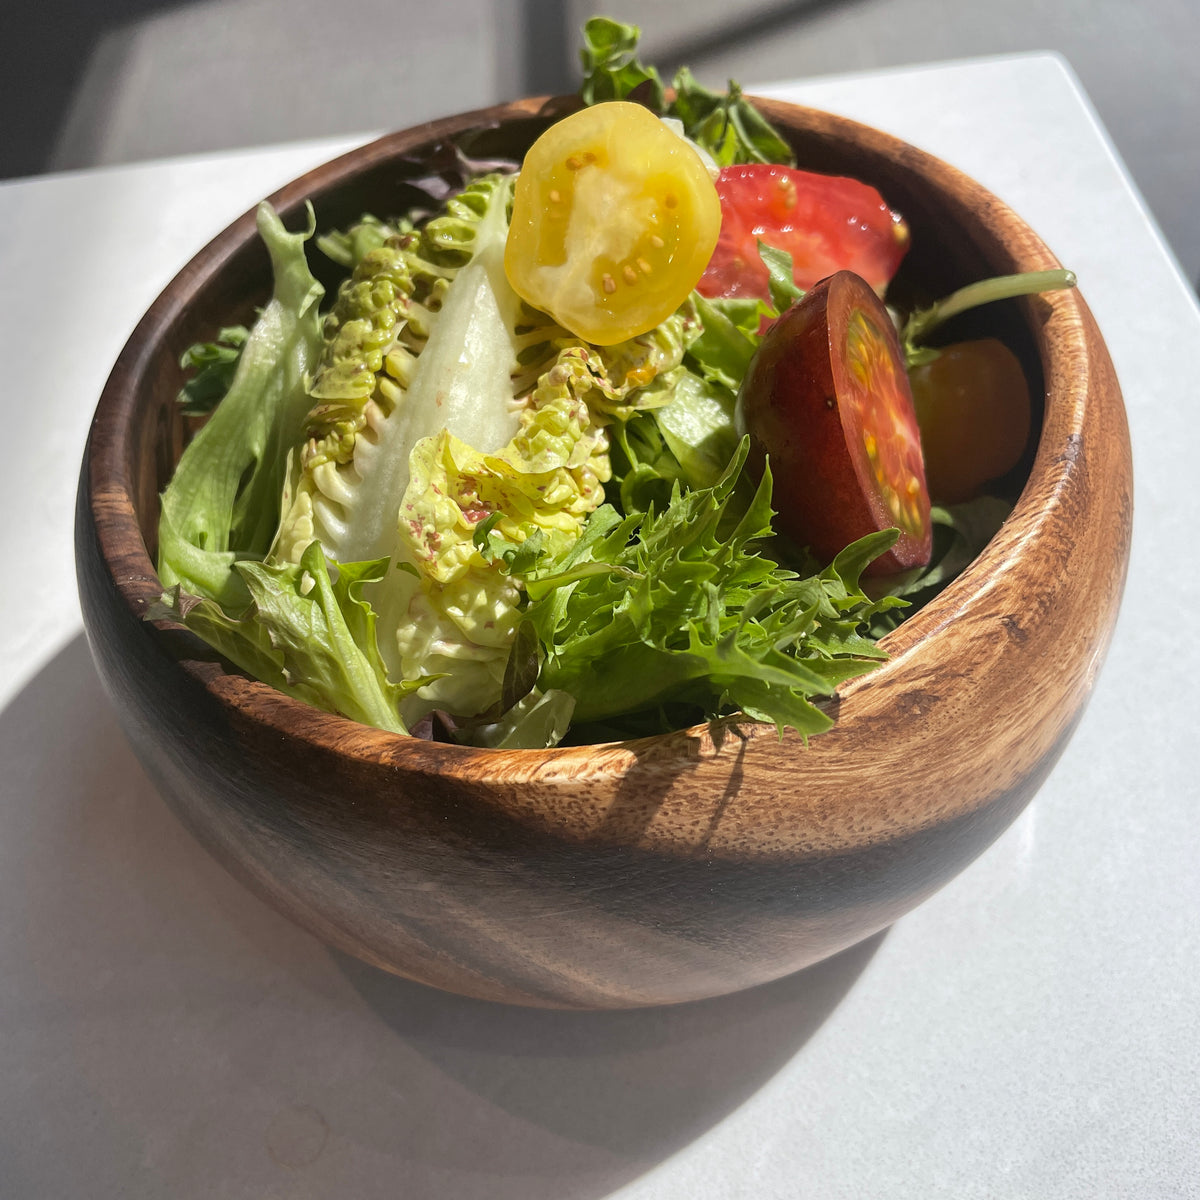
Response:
75,96,1132,1009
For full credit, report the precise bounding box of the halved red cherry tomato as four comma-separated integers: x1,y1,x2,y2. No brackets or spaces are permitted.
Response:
738,270,931,576
909,338,1032,504
505,101,721,345
698,164,910,302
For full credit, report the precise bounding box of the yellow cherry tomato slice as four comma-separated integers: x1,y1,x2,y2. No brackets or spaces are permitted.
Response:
505,101,721,345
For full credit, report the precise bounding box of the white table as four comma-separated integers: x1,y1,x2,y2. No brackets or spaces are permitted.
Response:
2,53,1196,1198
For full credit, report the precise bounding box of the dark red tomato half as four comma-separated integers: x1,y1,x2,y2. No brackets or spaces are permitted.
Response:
698,164,910,302
738,270,931,576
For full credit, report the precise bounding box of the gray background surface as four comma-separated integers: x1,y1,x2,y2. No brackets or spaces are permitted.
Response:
3,0,1198,285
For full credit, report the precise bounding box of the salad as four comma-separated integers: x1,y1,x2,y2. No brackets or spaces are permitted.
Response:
153,18,1072,749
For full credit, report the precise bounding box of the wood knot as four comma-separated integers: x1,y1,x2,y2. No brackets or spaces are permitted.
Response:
895,690,938,718
1000,614,1029,644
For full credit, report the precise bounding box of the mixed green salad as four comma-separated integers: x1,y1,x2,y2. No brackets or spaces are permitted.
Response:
153,19,1072,748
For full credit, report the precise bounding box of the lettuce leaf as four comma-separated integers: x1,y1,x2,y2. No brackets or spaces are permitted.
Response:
152,542,420,735
157,203,324,609
605,243,799,514
685,293,761,391
682,237,801,391
650,370,738,490
462,688,577,750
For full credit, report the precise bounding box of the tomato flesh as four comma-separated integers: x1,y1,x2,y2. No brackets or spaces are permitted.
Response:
505,101,721,345
738,271,931,575
909,338,1032,504
698,164,910,302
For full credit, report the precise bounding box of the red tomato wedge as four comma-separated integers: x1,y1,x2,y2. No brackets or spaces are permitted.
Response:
738,271,931,576
698,164,910,302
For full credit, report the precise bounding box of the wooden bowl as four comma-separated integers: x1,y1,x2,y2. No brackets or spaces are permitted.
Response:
75,97,1132,1009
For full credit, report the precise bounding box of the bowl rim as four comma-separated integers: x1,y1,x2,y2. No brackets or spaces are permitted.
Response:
82,94,1102,791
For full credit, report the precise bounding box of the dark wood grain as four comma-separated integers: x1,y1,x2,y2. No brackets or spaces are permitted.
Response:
75,97,1132,1008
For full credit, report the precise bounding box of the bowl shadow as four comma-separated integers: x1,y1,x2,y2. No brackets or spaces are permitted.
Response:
2,632,883,1198
332,931,883,1171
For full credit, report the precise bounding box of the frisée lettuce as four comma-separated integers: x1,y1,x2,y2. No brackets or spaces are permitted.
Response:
475,442,902,741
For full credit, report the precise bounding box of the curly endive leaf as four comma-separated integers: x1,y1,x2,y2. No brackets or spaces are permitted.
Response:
480,442,905,737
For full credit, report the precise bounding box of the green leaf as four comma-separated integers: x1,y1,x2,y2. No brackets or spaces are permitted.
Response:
577,22,794,168
901,269,1077,362
825,528,902,592
466,689,577,750
315,213,396,269
868,496,1011,635
685,293,762,391
501,619,541,713
176,326,249,416
758,242,804,313
725,85,796,165
579,17,665,109
152,545,424,734
669,68,795,167
652,370,739,490
486,441,901,736
157,202,325,608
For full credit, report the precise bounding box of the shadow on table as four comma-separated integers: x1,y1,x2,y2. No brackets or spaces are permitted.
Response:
337,931,881,1168
1,633,883,1199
